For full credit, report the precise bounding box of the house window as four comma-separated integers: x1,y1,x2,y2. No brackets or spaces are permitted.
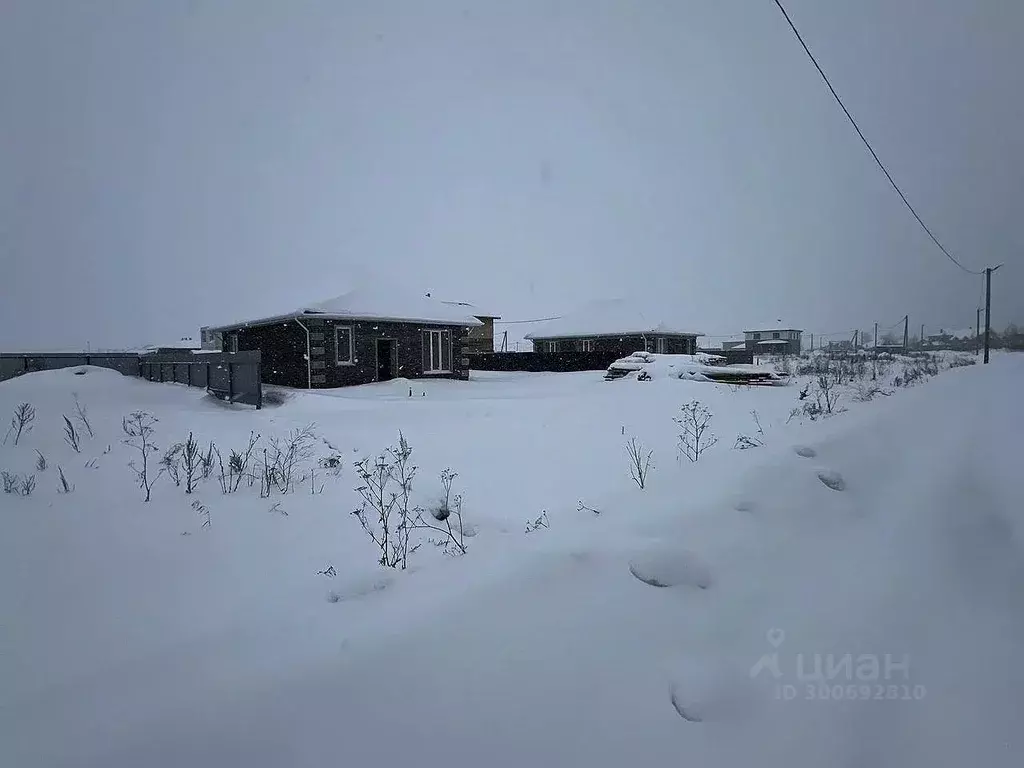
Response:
335,326,354,365
541,340,559,353
580,339,594,352
423,329,452,373
656,337,667,354
752,332,761,341
227,333,239,353
773,332,780,340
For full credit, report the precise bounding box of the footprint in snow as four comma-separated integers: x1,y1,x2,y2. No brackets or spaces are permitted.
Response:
794,445,817,458
628,548,713,589
817,470,846,491
670,686,703,722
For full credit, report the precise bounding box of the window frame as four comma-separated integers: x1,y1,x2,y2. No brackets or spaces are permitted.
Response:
227,333,239,353
580,338,594,352
335,325,354,366
773,331,781,340
424,329,452,373
656,337,667,354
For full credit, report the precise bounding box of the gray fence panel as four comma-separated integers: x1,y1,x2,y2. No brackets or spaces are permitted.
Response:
2,351,260,408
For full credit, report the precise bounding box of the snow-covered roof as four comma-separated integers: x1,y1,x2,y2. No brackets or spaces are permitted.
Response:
744,323,803,332
755,339,791,346
436,300,500,319
210,288,483,330
524,299,703,339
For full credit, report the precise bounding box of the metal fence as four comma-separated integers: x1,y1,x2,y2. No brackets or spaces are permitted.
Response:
139,351,262,408
1,350,262,409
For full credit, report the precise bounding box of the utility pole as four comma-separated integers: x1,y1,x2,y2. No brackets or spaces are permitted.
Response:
984,264,1003,364
976,307,981,356
920,324,925,348
903,315,909,351
853,329,859,350
873,322,878,349
810,333,814,351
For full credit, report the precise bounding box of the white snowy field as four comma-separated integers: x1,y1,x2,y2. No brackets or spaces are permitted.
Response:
2,354,1023,767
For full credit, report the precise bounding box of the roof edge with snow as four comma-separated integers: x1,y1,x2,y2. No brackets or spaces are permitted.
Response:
525,328,703,340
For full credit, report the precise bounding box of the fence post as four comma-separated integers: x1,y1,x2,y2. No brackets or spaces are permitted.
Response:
228,362,235,403
187,363,193,387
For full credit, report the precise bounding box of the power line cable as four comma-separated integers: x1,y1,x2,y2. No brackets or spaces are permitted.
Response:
771,0,984,276
494,315,564,325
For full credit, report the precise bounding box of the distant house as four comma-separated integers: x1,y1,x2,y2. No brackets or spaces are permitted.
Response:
135,336,201,354
744,324,803,356
435,299,500,355
525,299,703,357
204,288,482,388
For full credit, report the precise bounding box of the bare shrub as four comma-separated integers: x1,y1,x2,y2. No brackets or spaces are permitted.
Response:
19,474,36,496
5,403,36,446
352,432,419,569
72,394,94,438
949,355,976,369
734,410,766,450
161,443,184,487
577,500,601,515
267,424,316,494
815,369,840,415
199,442,216,480
525,511,550,533
675,400,718,463
35,450,47,472
852,382,891,402
122,411,160,502
2,471,19,494
413,467,468,556
62,416,82,453
215,432,259,494
57,465,74,494
625,436,654,489
191,498,211,529
181,432,201,494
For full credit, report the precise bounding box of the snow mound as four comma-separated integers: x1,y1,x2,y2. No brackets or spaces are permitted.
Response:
794,445,817,458
605,352,783,384
628,547,713,589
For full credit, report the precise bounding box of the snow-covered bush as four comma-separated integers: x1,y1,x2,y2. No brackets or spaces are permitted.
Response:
1,470,36,496
34,450,47,472
525,512,549,533
625,436,654,488
675,400,718,463
949,355,976,369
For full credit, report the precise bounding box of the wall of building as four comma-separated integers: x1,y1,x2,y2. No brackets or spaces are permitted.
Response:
531,334,697,357
463,317,495,355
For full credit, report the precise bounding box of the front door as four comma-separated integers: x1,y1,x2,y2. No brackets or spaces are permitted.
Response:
376,339,396,381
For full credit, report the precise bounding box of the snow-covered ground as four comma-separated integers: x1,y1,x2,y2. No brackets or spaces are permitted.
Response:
2,354,1022,767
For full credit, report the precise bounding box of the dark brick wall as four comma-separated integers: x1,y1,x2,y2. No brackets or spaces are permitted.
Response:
231,317,472,388
530,334,698,357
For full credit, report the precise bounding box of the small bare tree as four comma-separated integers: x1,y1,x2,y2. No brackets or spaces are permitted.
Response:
5,403,36,446
675,400,718,463
122,411,160,501
62,416,82,453
625,436,654,489
2,470,19,494
35,450,47,472
198,441,216,480
413,467,468,556
72,394,94,438
351,432,419,569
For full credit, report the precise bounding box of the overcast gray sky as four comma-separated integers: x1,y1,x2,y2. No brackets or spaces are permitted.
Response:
2,0,1020,350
